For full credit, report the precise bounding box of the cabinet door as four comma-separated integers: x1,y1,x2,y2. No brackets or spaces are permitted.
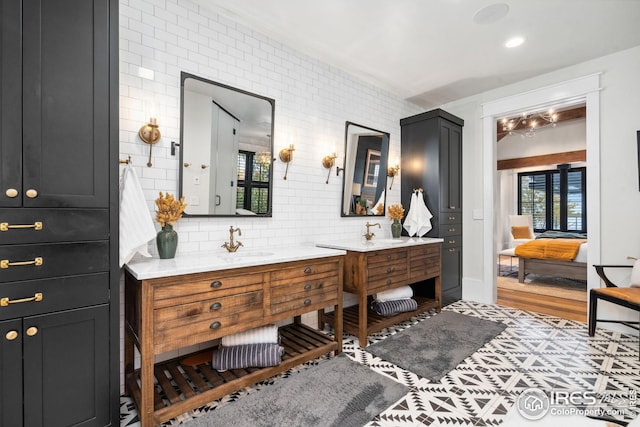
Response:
23,305,110,427
439,120,462,213
0,0,22,208
441,246,462,305
22,0,111,208
0,318,23,427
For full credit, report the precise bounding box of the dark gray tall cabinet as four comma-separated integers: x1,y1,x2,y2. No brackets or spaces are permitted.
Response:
0,1,118,426
401,109,463,306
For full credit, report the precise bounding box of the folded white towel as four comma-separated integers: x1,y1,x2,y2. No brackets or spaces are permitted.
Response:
414,190,433,237
119,164,156,267
403,192,419,236
374,285,413,302
221,324,279,347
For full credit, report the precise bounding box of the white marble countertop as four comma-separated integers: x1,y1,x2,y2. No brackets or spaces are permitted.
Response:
316,236,444,252
125,245,346,280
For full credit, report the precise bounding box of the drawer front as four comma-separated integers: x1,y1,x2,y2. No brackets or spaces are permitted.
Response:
0,273,109,320
154,290,264,340
0,242,109,283
153,272,265,307
366,249,408,267
271,274,339,305
409,244,441,259
0,209,109,244
409,254,441,280
440,224,461,237
439,212,461,224
270,286,337,316
270,259,340,282
443,236,462,250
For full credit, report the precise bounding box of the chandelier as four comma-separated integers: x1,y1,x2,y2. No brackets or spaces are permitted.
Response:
255,151,272,165
500,109,559,139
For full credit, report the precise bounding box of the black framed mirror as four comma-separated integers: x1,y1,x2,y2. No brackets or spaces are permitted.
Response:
341,122,390,217
179,72,274,216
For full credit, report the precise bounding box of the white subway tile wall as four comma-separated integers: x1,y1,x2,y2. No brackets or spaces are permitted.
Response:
118,0,422,391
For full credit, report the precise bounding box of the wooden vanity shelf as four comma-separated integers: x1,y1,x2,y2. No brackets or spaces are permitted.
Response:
124,254,343,426
125,323,335,424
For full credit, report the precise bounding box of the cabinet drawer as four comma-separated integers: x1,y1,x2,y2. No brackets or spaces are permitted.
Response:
270,260,340,282
153,272,265,307
366,249,408,267
271,275,338,305
409,244,441,259
440,224,461,237
0,273,109,320
439,212,461,224
409,255,441,280
0,209,109,244
0,242,108,283
270,287,337,316
443,236,461,249
154,290,264,336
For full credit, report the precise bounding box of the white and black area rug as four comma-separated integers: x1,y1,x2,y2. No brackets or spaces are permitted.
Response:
183,354,407,427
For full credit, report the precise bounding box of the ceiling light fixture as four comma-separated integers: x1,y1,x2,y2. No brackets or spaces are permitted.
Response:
505,36,525,48
500,109,559,139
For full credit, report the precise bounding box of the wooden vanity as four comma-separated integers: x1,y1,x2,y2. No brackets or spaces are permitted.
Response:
124,247,344,426
318,238,442,346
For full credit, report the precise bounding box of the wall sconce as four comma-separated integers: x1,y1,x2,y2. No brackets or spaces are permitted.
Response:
322,152,338,184
387,163,400,190
139,117,161,167
279,144,295,180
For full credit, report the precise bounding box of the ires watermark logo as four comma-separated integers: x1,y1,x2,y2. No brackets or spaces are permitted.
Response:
517,388,637,420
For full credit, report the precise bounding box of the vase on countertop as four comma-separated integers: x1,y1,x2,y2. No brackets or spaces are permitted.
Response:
157,224,178,259
391,219,402,238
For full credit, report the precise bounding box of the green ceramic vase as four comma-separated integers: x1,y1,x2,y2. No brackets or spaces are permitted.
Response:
157,224,178,259
391,219,402,238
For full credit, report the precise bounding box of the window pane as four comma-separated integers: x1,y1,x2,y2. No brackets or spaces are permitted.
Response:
520,174,547,229
251,188,268,214
237,153,246,181
567,170,584,231
236,188,245,209
252,158,270,183
552,173,560,230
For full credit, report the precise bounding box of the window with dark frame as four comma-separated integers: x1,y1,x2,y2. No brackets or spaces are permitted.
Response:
236,150,270,214
517,166,586,233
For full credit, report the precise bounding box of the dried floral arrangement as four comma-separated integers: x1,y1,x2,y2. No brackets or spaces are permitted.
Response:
155,192,187,227
375,204,384,215
387,204,405,221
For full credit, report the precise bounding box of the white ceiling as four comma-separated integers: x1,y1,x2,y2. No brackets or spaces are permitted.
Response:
193,0,640,108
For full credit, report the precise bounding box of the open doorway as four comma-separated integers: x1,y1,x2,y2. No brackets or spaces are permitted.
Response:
479,74,601,320
495,103,588,321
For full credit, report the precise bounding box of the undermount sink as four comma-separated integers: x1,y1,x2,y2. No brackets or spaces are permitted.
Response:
222,250,274,258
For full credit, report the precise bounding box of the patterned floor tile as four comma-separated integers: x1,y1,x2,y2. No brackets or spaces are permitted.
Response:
120,300,640,426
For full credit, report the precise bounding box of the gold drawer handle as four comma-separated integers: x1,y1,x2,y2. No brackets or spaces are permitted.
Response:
448,228,456,232
448,240,456,244
25,189,38,199
0,221,43,232
448,216,456,220
210,302,222,311
5,188,18,198
26,326,38,336
449,205,456,209
448,248,456,252
1,292,43,307
0,257,43,269
304,299,311,306
210,321,222,329
5,330,18,341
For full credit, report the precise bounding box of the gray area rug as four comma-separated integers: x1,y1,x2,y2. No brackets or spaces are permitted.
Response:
366,311,506,382
184,354,407,427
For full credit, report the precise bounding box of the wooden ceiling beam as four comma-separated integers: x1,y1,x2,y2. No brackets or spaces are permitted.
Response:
496,106,586,141
497,149,586,170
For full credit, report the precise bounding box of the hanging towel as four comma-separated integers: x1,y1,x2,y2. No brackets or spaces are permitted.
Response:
119,164,156,267
403,192,419,236
414,190,433,237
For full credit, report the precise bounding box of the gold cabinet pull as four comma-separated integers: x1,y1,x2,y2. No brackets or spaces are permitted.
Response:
25,189,38,198
26,327,38,336
0,221,43,232
5,188,18,198
0,292,43,307
5,330,18,341
0,257,43,269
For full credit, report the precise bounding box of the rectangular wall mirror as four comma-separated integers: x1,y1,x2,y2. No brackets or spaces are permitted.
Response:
179,72,275,216
341,122,389,216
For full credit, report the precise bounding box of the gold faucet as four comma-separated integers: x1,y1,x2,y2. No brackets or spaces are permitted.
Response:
364,222,381,240
222,226,243,252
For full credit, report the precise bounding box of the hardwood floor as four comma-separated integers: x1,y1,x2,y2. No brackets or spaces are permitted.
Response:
497,285,587,322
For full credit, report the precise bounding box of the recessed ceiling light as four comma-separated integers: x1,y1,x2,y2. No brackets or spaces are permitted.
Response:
473,3,510,25
505,37,525,48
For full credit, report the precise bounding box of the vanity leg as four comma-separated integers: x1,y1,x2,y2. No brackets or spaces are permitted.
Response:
293,314,302,324
317,308,325,330
358,292,368,347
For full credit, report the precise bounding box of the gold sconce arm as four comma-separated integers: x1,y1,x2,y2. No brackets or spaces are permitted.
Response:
387,164,400,190
279,144,295,180
139,117,161,167
322,153,337,184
